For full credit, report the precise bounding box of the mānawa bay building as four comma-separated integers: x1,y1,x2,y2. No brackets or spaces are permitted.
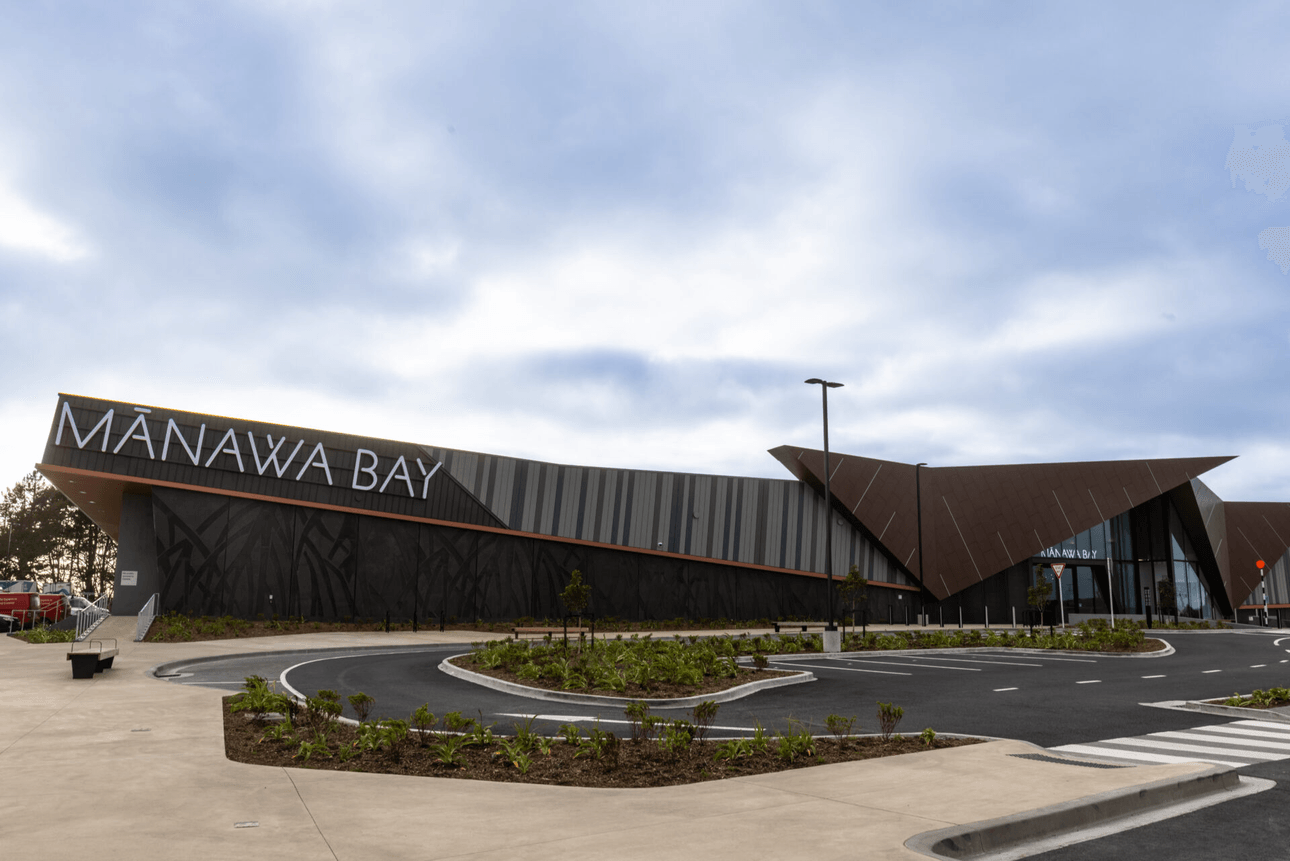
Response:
36,394,1290,625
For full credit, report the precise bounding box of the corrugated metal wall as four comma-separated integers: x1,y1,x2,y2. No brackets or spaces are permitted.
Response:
419,446,913,589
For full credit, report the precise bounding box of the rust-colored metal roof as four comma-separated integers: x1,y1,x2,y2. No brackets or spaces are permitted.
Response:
770,446,1235,601
1224,502,1290,606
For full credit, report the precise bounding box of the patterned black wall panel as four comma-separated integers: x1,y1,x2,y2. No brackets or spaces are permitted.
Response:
153,489,231,616
356,518,420,621
293,509,361,620
147,488,903,623
473,532,531,620
224,498,294,618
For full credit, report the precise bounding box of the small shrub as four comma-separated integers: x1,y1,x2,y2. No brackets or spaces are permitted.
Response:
690,700,720,743
347,692,375,722
877,702,904,742
825,714,857,744
920,727,936,748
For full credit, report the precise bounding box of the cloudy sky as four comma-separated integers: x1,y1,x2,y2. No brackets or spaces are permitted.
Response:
4,1,1290,502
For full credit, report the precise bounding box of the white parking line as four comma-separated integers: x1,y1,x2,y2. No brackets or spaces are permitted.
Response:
1142,674,1166,679
1076,680,1101,684
994,687,1019,692
1251,664,1267,668
823,658,979,672
906,656,1044,668
497,714,758,732
1203,670,1222,674
775,661,911,676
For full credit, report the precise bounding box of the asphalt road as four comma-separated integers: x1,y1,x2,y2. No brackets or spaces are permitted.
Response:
160,630,1290,857
160,630,1290,745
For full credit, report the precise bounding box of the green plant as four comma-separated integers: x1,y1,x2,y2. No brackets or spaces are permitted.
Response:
752,653,769,671
690,700,720,743
295,736,332,761
465,715,495,747
624,701,651,742
920,727,936,748
576,727,620,764
561,569,591,626
877,702,904,742
260,719,296,745
775,721,815,762
304,690,342,736
512,751,533,774
657,720,695,759
558,723,582,745
347,692,375,722
825,713,857,744
430,734,470,767
411,704,436,744
230,675,296,722
714,738,753,761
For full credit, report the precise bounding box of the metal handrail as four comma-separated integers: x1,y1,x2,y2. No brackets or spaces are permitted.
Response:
136,593,160,642
75,594,111,642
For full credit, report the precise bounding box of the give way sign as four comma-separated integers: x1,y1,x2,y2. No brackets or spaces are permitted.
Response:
1051,563,1065,579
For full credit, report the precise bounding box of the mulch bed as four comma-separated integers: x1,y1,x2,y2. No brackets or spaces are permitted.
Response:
449,654,800,699
223,699,980,788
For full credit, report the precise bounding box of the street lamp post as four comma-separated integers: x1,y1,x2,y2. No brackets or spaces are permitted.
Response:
805,378,843,649
915,462,927,626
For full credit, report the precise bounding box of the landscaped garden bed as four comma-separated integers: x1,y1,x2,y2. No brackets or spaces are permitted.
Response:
222,678,978,788
1210,687,1290,710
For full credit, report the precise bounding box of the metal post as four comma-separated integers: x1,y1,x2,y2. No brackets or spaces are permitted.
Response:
1012,605,1016,629
985,606,989,629
1106,529,1116,630
806,378,843,650
915,462,927,628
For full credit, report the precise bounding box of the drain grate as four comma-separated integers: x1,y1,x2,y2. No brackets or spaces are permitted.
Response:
1010,753,1127,769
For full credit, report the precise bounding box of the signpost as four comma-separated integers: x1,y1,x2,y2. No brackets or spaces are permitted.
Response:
1052,563,1066,630
1258,559,1267,627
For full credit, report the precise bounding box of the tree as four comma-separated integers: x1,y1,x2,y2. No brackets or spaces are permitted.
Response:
1156,578,1177,624
839,564,869,636
559,569,591,650
1027,564,1052,634
0,471,116,597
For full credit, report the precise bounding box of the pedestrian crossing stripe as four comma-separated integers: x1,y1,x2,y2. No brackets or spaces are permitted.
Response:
1050,719,1290,768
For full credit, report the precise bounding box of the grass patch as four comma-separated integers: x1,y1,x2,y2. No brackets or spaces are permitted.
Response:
11,626,76,644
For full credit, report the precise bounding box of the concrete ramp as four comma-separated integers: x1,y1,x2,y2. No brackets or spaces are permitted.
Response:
86,615,142,644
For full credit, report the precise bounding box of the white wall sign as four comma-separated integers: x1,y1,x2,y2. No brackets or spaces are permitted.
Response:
121,570,138,586
54,401,444,501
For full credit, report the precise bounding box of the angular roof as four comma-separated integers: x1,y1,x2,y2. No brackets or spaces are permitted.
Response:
770,446,1235,600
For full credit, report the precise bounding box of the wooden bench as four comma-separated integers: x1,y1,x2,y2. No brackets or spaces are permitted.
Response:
772,621,831,633
512,626,590,640
67,639,118,679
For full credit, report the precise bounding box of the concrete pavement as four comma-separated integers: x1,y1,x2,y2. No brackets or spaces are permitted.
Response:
0,625,1255,860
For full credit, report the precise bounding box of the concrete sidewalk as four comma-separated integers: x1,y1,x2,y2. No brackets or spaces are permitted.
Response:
0,628,1235,860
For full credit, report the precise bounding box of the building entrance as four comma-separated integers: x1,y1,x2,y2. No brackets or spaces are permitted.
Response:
1038,559,1113,617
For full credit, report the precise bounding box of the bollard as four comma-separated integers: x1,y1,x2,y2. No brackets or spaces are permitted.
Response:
412,611,418,633
940,607,944,628
385,611,390,633
985,606,990,629
958,607,963,629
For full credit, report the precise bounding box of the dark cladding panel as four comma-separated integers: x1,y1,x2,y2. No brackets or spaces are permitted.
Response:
473,531,531,619
355,517,420,621
293,508,360,620
152,488,230,616
223,497,294,619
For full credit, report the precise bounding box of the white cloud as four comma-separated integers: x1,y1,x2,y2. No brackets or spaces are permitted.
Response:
0,183,89,262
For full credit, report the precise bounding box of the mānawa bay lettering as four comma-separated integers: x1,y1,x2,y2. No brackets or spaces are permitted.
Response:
1038,546,1101,560
54,402,442,499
